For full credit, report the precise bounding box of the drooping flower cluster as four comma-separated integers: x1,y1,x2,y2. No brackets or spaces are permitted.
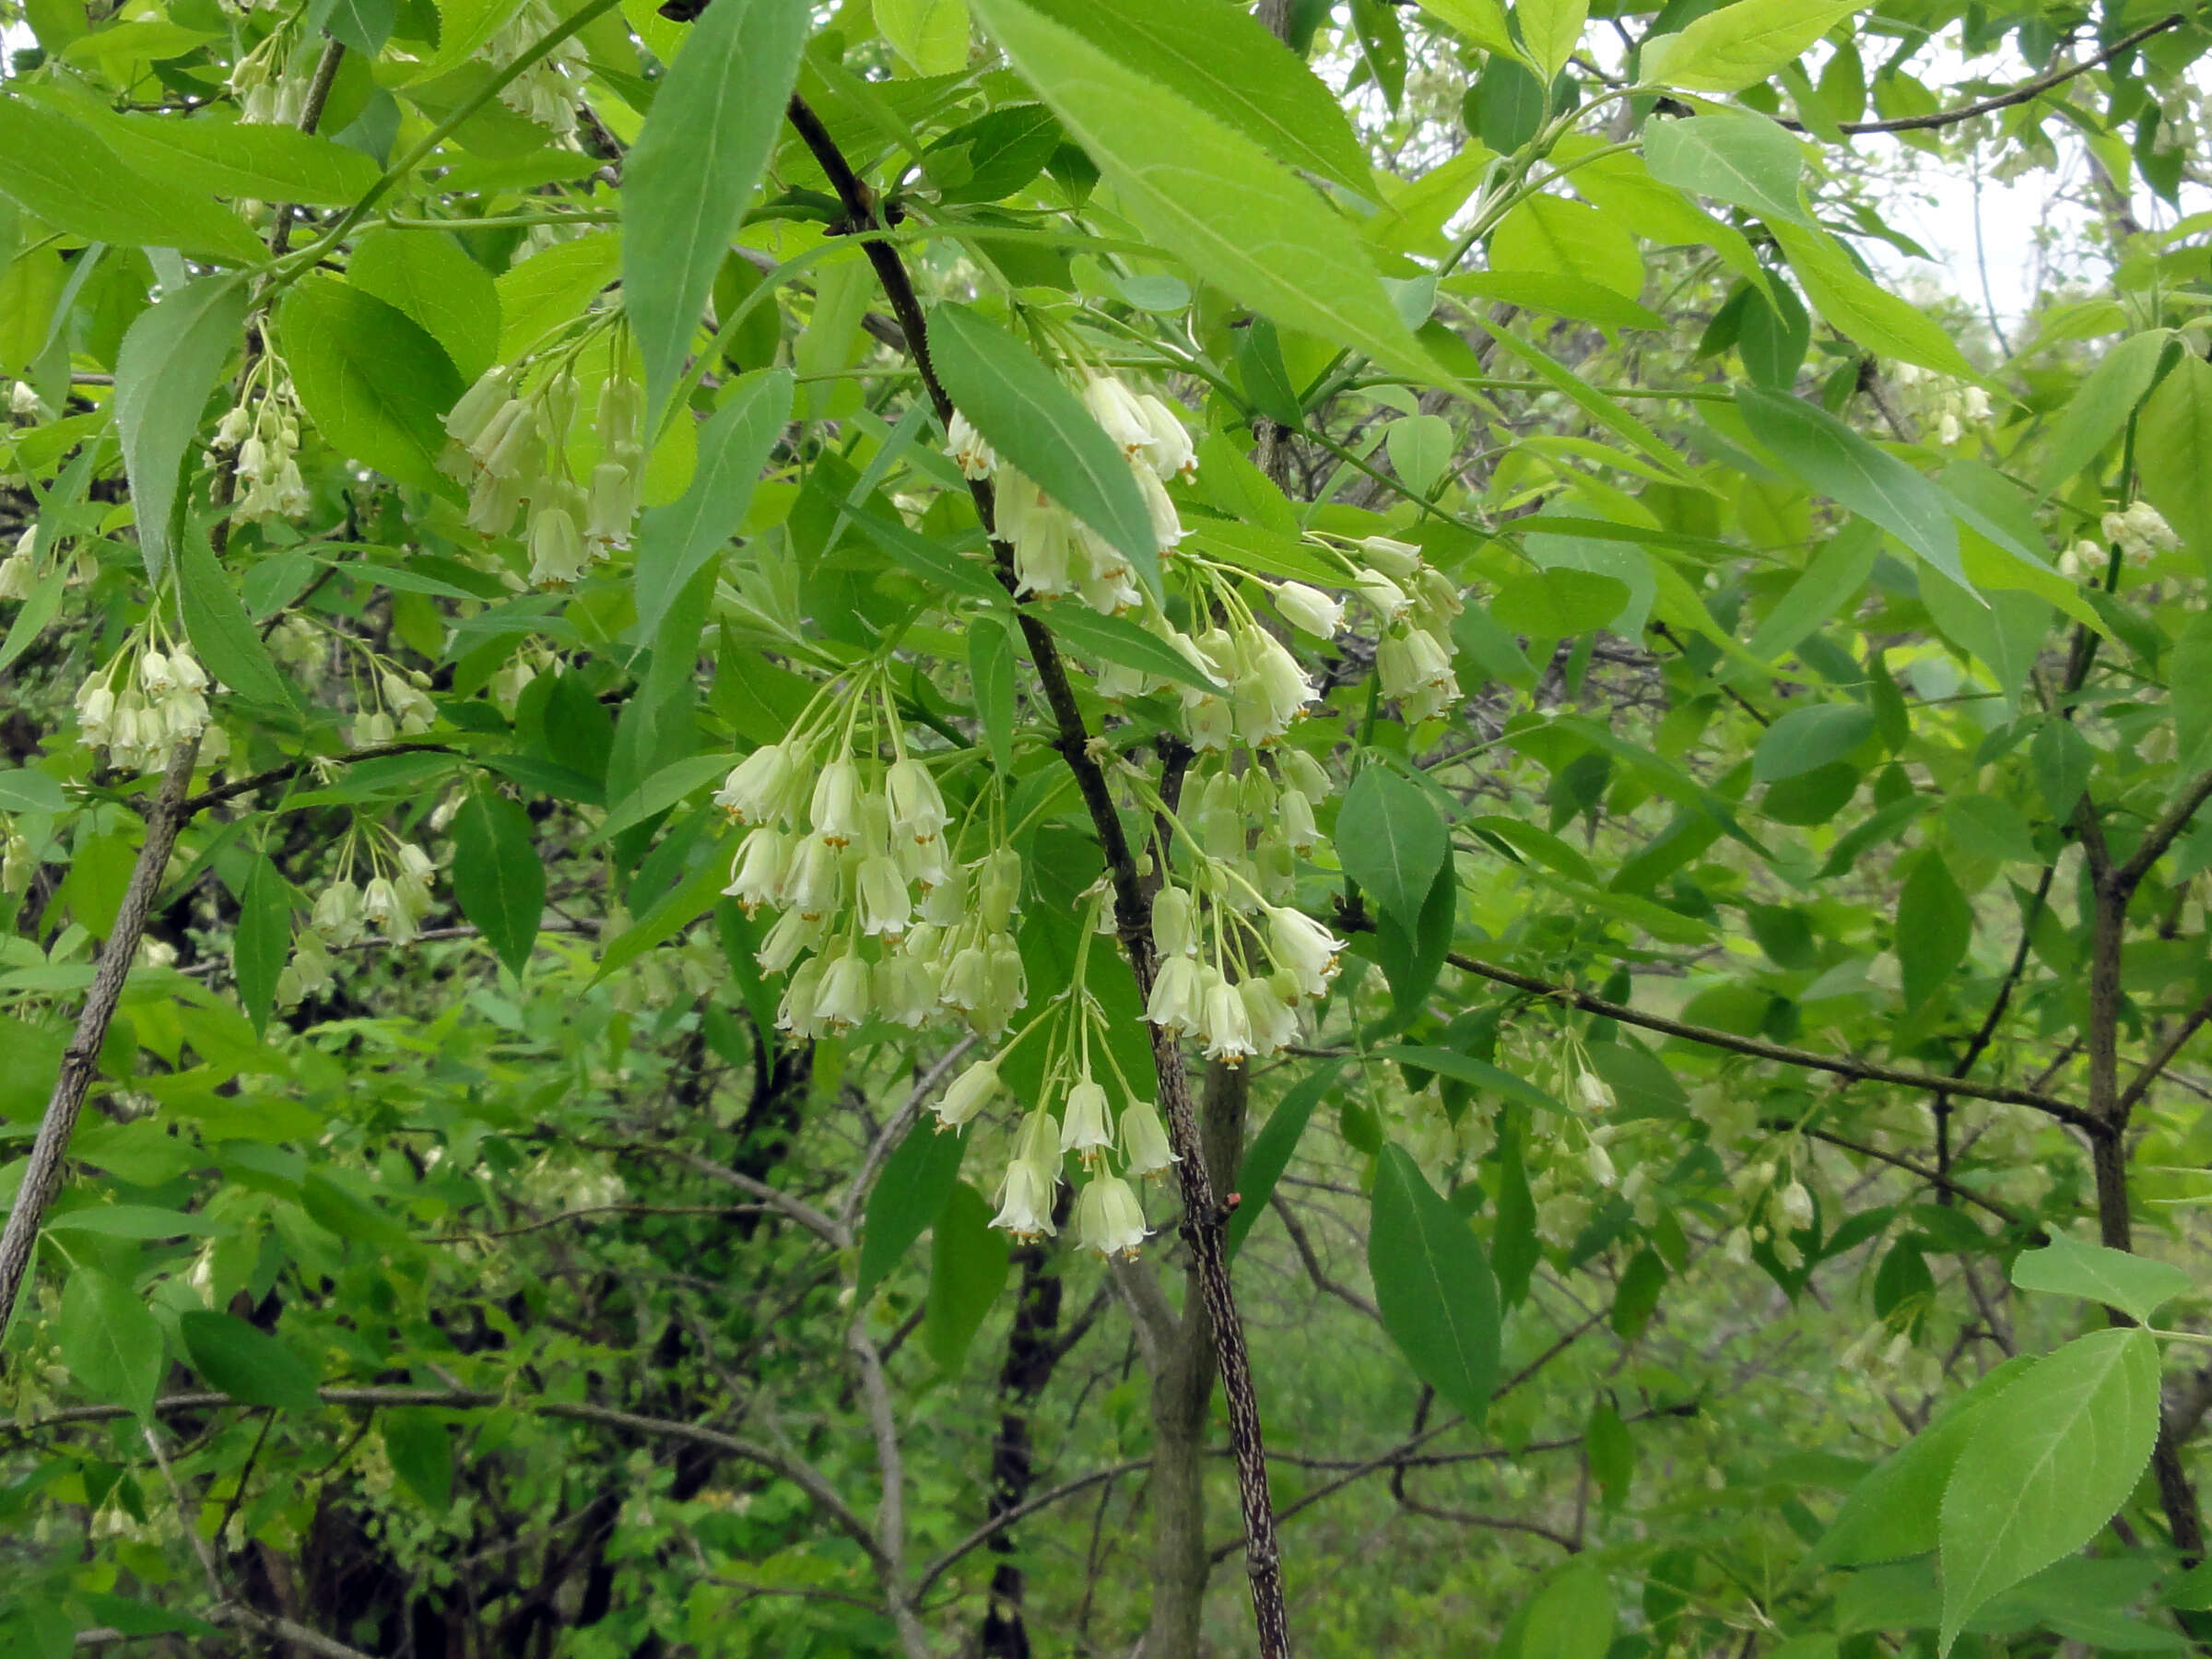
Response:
2101,500,2179,568
480,0,593,141
441,337,644,587
0,526,36,600
210,367,312,524
275,830,442,1006
1890,364,1992,448
928,906,1182,1252
946,374,1193,616
76,638,215,771
1723,1154,1819,1273
713,671,1024,1040
230,19,316,124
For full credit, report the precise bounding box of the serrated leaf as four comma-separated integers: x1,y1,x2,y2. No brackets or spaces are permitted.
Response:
1938,1328,2160,1652
348,230,502,384
2010,1231,2192,1326
1813,1357,2034,1568
1752,703,1874,782
1336,766,1448,933
178,1309,322,1411
2138,353,2212,571
1642,0,1869,94
1518,0,1587,82
876,0,970,74
0,96,265,263
2038,331,2169,492
622,0,810,417
177,526,296,711
1643,112,1813,228
234,853,291,1037
1738,384,1969,590
1771,224,1976,378
1369,1143,1500,1425
634,368,794,638
856,1120,968,1300
1896,849,1971,1011
113,276,246,585
1000,0,1372,192
382,1409,454,1512
278,277,465,493
924,1179,1010,1371
1029,602,1218,693
56,1270,161,1422
453,789,543,978
1227,1062,1342,1259
971,0,1437,383
928,304,1158,587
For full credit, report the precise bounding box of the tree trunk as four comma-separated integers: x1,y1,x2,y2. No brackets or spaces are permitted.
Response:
1144,1060,1251,1659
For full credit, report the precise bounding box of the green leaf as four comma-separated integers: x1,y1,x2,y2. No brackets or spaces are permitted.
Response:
924,1179,1011,1371
0,96,265,264
2137,353,2212,571
178,1309,323,1411
928,304,1158,587
1011,0,1372,194
1029,603,1219,694
313,0,395,55
1227,1062,1342,1259
97,109,382,206
347,230,502,384
2030,717,2094,823
1587,1397,1635,1504
1641,0,1869,94
634,368,794,638
971,615,1017,773
278,277,465,493
1373,850,1457,1021
1478,320,1697,485
1938,1328,2161,1652
1737,384,1968,590
1747,522,1879,663
1813,1358,2033,1568
844,501,1015,603
591,845,729,984
382,1409,454,1512
1489,195,1646,303
1771,224,1976,378
56,1270,161,1421
177,527,295,711
1414,0,1516,57
453,789,543,979
1517,0,1587,83
2038,330,2169,492
621,0,810,417
1369,1143,1500,1426
2010,1232,2192,1326
1336,766,1448,933
1752,703,1874,782
234,853,291,1038
0,767,66,814
857,1120,968,1300
1643,113,1812,228
1896,850,1971,1011
971,0,1437,383
113,276,246,585
498,229,621,361
1489,568,1630,638
876,0,970,74
592,754,735,848
47,1206,219,1238
1371,1045,1559,1112
1386,413,1453,498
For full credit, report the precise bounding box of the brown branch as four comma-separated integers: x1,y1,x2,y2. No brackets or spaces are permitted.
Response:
1335,912,2095,1127
1776,16,2184,135
2120,989,2212,1118
912,1460,1151,1602
178,740,457,814
1798,1127,2028,1228
25,1386,895,1580
0,737,199,1341
2119,767,2212,895
781,91,1293,1657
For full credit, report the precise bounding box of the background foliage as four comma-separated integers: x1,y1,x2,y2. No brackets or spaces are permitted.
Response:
4,0,2212,1654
